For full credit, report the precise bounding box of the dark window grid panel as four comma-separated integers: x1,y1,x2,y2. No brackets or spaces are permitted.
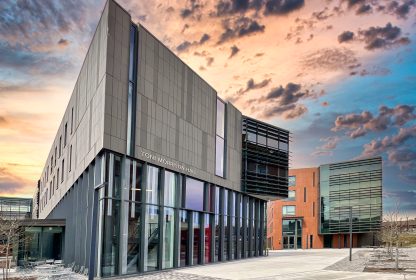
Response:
328,158,382,171
242,179,288,197
243,147,289,166
242,118,290,142
329,171,382,182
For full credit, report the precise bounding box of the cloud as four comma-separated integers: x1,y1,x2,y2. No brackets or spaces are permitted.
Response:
199,33,210,44
176,33,212,52
338,31,354,43
387,149,416,169
215,0,261,16
213,0,304,17
180,0,203,19
385,0,416,18
264,0,305,15
358,22,410,50
206,56,214,66
218,17,265,44
302,47,358,71
332,105,416,138
57,38,70,47
356,4,372,14
243,78,271,93
359,125,416,158
176,40,192,52
254,82,323,119
312,136,340,156
229,45,240,58
0,167,30,196
260,103,307,119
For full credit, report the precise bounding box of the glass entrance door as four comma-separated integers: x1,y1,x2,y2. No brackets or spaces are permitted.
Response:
282,219,302,249
283,236,296,249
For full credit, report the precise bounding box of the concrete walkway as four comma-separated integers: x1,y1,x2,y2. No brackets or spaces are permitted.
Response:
178,249,416,280
123,249,416,280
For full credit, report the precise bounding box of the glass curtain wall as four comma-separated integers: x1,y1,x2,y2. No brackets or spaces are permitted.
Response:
100,151,266,277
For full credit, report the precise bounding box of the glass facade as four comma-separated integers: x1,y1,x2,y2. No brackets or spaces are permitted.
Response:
319,157,382,234
99,151,267,277
17,226,64,264
0,197,32,220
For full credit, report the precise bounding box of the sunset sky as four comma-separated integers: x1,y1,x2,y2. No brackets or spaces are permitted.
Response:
0,0,415,217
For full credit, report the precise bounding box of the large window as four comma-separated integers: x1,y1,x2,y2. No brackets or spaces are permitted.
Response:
164,171,177,207
192,212,201,265
146,166,159,205
185,178,204,211
162,207,175,269
126,203,141,274
204,214,212,263
215,99,225,177
282,205,296,216
179,210,189,267
144,205,159,271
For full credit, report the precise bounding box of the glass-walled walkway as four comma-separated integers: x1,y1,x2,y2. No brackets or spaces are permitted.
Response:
99,152,267,277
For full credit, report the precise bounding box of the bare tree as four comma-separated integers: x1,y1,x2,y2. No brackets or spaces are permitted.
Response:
378,200,411,271
0,216,25,280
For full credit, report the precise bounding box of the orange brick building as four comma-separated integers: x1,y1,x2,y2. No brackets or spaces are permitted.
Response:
267,168,359,250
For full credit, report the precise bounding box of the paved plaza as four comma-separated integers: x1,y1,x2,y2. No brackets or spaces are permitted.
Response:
120,249,416,280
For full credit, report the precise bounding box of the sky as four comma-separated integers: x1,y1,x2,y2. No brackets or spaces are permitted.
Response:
0,0,415,217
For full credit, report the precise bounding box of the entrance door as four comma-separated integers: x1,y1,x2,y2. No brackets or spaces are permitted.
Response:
283,236,296,249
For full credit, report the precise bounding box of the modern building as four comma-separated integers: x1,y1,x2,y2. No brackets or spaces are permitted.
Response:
267,157,382,249
0,196,32,220
34,0,289,277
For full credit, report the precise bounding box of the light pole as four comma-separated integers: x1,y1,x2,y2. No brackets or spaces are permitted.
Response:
349,206,352,262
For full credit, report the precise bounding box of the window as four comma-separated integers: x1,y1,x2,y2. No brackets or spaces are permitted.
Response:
267,137,278,148
71,107,74,134
185,177,204,211
69,145,72,172
61,160,65,183
162,207,175,269
257,135,267,146
247,161,256,172
64,123,67,146
215,99,226,177
287,190,296,200
216,99,225,138
257,164,267,174
313,172,315,187
144,205,159,271
54,147,57,165
304,187,307,203
215,136,224,177
164,171,177,207
288,176,296,186
59,136,62,158
279,141,288,151
247,132,256,143
57,169,60,188
146,166,159,205
268,165,279,176
313,202,315,217
282,205,296,216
